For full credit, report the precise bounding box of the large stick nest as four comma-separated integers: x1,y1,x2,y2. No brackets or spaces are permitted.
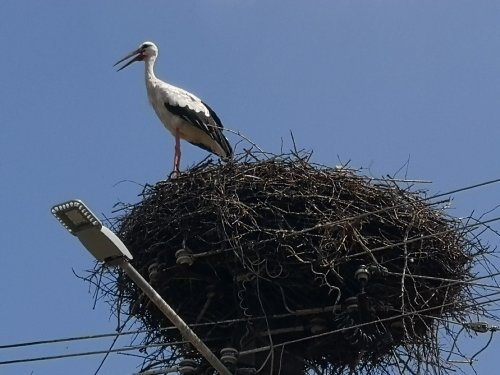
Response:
98,152,489,374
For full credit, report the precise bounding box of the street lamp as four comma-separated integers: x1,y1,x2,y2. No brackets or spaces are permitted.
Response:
51,199,133,262
51,199,232,375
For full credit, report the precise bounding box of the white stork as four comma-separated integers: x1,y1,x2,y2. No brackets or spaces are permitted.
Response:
114,41,233,176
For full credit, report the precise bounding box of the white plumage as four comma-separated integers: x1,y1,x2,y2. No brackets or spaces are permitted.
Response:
115,41,232,175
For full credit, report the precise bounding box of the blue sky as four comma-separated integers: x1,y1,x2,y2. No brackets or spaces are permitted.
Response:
1,1,500,374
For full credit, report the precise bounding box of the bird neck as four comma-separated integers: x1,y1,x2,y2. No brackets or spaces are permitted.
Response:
144,57,157,82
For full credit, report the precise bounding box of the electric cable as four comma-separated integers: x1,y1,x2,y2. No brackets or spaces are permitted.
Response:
2,177,500,369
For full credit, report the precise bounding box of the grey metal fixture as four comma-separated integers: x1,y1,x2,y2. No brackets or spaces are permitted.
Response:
51,199,232,375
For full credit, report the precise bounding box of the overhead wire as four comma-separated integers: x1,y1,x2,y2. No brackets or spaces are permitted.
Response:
0,340,188,366
0,328,174,350
344,215,500,261
3,287,499,367
3,263,499,367
308,176,500,232
2,176,500,368
93,317,132,375
2,227,500,366
6,266,498,360
239,290,500,357
0,305,498,368
0,305,342,351
188,176,500,261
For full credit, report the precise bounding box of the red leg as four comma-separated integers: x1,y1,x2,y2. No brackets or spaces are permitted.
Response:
171,129,181,177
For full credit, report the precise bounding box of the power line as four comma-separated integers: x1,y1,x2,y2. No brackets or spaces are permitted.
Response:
3,177,499,368
3,289,499,367
2,269,498,355
345,215,500,261
133,366,179,375
239,290,500,356
192,176,500,261
387,270,500,291
0,306,340,351
93,317,131,375
430,177,500,201
315,176,500,232
2,215,499,363
0,328,169,350
0,340,187,366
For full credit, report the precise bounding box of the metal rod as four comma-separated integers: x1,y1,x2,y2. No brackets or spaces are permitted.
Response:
115,258,232,375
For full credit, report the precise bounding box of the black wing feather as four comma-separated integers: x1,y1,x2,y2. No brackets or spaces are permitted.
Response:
201,101,233,158
164,101,233,158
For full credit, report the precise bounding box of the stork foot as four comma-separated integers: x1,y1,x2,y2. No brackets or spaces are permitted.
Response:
169,169,181,179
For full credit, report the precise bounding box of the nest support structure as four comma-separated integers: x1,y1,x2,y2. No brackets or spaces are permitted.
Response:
93,152,491,375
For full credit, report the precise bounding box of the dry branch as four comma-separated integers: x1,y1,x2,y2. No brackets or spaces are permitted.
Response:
90,151,491,374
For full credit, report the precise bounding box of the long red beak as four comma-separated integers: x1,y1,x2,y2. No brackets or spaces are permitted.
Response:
114,48,144,71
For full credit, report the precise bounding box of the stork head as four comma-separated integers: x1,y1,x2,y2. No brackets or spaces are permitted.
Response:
114,41,158,71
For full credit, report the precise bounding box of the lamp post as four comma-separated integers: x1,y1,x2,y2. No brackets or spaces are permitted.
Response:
51,199,232,375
